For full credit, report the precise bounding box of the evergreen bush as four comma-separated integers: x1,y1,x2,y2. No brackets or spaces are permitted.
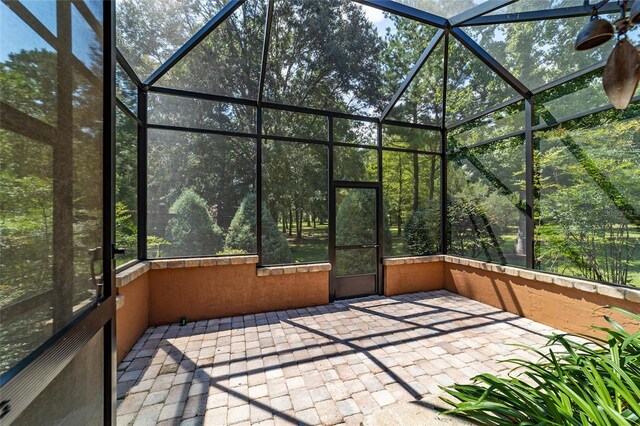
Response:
166,188,223,256
225,193,291,264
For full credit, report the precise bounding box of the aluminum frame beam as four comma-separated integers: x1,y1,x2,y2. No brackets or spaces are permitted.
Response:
451,27,530,97
352,0,448,28
380,29,445,121
257,0,274,105
144,0,245,87
460,1,632,26
449,0,517,27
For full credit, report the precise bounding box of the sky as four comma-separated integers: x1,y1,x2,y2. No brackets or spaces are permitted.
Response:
0,1,99,67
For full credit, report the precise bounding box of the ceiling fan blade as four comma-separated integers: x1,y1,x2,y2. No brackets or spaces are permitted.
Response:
603,39,640,109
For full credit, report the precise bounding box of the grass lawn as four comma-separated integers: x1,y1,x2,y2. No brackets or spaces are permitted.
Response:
286,224,328,263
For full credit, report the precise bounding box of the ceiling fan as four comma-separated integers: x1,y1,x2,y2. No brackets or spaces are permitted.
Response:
575,0,640,109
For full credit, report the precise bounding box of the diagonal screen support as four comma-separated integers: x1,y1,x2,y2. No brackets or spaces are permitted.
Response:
380,29,445,121
143,0,245,87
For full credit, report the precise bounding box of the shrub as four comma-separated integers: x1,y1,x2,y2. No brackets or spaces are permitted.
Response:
403,207,439,255
441,307,640,425
225,193,291,264
166,188,223,256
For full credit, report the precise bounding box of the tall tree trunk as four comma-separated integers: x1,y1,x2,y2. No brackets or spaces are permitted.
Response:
289,209,293,236
296,209,302,240
282,211,286,234
413,152,419,211
429,156,436,200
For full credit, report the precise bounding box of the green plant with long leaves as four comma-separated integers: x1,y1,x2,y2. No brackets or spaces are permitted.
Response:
441,308,640,425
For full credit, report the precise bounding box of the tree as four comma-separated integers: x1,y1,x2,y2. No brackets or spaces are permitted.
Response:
403,208,439,255
166,188,224,257
225,193,292,264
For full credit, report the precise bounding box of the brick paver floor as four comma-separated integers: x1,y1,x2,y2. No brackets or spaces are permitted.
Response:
116,290,558,426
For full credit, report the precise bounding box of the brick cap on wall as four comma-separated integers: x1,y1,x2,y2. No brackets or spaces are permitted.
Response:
116,261,151,288
115,256,334,287
256,263,332,276
151,255,259,270
443,255,639,303
383,255,445,266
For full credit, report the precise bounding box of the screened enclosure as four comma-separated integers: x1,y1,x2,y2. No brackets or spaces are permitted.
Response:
111,0,639,283
2,0,640,383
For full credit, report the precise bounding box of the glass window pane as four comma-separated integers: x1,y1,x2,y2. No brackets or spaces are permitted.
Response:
262,109,327,140
334,119,377,146
448,137,526,266
536,110,640,288
1,1,104,374
116,63,137,113
533,70,635,127
116,108,138,266
464,14,634,91
71,3,100,70
488,0,597,15
84,0,103,21
264,0,436,115
148,93,256,133
383,125,440,152
393,0,491,19
116,64,138,114
262,141,328,264
447,36,520,122
383,152,440,256
1,130,54,374
147,129,256,257
1,2,57,125
336,248,376,276
156,0,265,99
334,146,378,182
449,101,525,150
387,39,445,126
115,0,227,81
22,0,57,35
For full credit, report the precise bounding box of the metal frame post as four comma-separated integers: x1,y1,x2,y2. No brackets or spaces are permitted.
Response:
137,89,148,260
440,31,449,254
376,121,384,295
524,96,535,269
328,117,336,300
256,107,263,264
104,2,117,423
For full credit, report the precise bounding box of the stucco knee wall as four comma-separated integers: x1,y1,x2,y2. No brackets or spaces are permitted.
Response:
444,262,639,336
383,256,445,296
147,263,329,326
115,272,149,363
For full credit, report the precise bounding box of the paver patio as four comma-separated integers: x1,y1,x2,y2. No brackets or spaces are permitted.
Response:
116,290,557,426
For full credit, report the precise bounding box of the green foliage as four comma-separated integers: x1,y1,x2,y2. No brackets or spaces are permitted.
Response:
166,188,224,257
336,189,391,275
403,208,439,255
225,193,292,265
382,148,441,255
535,117,640,287
441,308,640,425
115,202,169,263
115,202,138,265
